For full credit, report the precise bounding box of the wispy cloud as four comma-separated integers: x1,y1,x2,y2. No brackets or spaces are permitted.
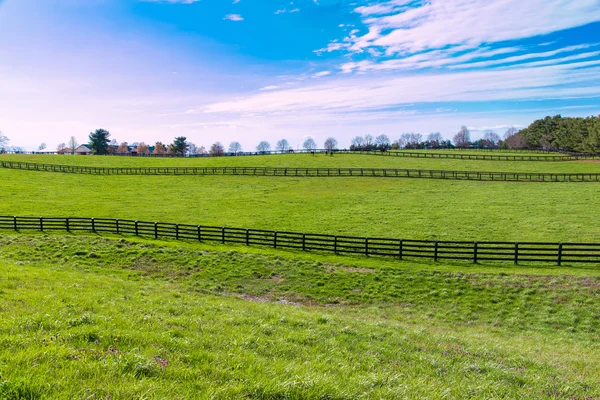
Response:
348,0,600,55
311,71,331,78
223,13,243,21
204,61,600,115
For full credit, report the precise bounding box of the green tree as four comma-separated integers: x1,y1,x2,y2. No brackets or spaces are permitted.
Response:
585,117,600,154
171,136,188,156
88,129,111,155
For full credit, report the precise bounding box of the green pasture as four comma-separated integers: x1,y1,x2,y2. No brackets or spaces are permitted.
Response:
0,233,598,399
2,153,600,174
1,152,599,399
1,165,599,242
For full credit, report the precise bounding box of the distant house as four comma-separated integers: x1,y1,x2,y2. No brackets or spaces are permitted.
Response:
74,144,92,155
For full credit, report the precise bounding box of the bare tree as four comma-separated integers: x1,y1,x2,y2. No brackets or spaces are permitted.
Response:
117,142,130,154
210,142,225,156
0,131,8,152
136,142,150,155
409,133,422,144
56,143,67,153
482,131,501,147
186,142,198,155
375,134,391,148
228,141,242,154
364,134,374,146
453,126,471,147
68,136,79,155
197,146,208,155
324,137,338,151
503,127,518,140
276,139,290,152
37,143,47,151
504,131,527,149
351,136,364,148
152,142,166,155
397,133,411,148
427,132,443,144
303,137,317,151
256,141,271,153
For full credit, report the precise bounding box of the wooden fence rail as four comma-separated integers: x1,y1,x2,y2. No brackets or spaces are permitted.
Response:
344,150,597,162
2,161,600,182
1,216,599,265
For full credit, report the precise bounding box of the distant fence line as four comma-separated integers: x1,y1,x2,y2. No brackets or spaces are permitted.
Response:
346,151,596,162
1,161,599,182
2,148,597,160
1,216,599,266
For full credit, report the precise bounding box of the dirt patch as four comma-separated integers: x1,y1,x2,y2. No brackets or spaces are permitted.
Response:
323,263,375,274
231,293,301,306
340,266,376,274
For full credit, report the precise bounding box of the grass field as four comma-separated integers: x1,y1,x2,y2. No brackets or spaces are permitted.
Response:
1,158,599,242
1,233,599,399
1,153,599,398
3,153,600,174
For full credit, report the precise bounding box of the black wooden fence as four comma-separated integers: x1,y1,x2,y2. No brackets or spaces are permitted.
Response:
345,150,596,162
1,216,599,266
2,161,600,182
2,148,597,160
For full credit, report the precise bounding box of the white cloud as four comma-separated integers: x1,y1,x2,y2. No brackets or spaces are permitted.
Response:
259,85,282,91
203,61,600,115
311,71,331,78
223,14,244,21
326,0,600,59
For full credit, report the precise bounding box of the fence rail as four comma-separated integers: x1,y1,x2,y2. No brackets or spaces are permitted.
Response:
1,216,599,266
345,150,596,162
2,147,596,158
2,161,600,182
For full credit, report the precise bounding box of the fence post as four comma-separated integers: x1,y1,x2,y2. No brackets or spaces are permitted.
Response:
154,222,158,239
274,231,277,249
13,216,17,231
434,241,439,262
302,234,306,251
334,236,337,254
473,242,478,263
246,229,249,246
135,221,139,236
91,218,95,233
557,243,563,266
365,238,369,256
514,243,519,265
399,240,403,260
116,219,119,234
197,226,202,241
39,217,43,232
175,224,179,240
222,227,225,244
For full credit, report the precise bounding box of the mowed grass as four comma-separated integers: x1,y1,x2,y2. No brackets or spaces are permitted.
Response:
1,166,599,242
0,233,599,399
2,153,600,173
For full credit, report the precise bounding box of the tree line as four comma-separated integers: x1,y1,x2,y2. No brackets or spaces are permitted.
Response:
83,129,338,156
1,114,598,155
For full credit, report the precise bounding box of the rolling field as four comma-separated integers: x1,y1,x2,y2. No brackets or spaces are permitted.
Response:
1,156,599,242
3,153,600,173
1,153,599,398
0,233,599,399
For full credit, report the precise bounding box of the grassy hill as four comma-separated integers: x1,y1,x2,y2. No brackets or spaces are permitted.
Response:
1,233,599,399
1,154,599,242
1,153,599,398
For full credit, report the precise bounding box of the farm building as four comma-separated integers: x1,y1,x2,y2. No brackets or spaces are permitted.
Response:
74,144,92,155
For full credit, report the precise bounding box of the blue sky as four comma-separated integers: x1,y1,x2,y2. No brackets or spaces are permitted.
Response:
1,0,599,150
